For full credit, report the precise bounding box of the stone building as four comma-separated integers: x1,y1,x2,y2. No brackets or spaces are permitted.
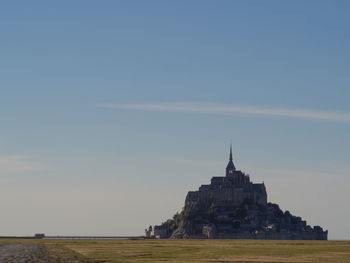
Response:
185,145,267,209
145,225,168,239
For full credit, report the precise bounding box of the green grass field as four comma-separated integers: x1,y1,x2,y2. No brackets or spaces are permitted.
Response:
1,239,349,263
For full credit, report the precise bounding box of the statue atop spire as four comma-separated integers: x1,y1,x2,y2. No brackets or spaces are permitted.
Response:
226,144,236,175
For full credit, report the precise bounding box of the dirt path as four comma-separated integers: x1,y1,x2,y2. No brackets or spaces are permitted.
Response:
0,243,83,263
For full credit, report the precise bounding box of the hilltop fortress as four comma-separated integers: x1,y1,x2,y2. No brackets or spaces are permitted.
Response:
146,146,328,240
186,147,267,210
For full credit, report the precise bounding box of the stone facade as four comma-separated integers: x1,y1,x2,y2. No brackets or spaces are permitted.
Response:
185,145,267,212
186,171,267,210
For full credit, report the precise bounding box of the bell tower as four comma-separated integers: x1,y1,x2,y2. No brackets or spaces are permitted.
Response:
226,144,236,176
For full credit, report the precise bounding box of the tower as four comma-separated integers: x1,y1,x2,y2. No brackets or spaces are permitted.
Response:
226,144,236,176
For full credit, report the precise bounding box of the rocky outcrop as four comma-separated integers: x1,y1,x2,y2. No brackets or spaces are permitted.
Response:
150,147,328,240
169,201,327,240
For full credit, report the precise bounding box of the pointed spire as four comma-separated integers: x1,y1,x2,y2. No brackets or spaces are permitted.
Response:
226,143,236,174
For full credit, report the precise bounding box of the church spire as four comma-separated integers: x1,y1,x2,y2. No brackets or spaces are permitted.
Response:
226,144,236,175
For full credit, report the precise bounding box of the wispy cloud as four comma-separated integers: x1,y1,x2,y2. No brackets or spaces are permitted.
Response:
0,155,44,175
99,103,350,122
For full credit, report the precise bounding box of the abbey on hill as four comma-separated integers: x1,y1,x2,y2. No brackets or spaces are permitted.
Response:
145,146,328,240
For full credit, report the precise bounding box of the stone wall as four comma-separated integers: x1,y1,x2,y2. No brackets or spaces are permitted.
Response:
185,170,267,210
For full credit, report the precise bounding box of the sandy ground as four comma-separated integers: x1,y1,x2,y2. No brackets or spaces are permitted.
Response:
0,243,82,263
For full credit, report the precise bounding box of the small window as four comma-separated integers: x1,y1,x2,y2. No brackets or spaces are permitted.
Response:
229,170,233,174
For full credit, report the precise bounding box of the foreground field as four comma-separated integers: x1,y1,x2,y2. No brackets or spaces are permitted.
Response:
0,239,349,263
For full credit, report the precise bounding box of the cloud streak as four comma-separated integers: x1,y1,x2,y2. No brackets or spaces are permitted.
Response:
99,103,350,122
0,155,44,175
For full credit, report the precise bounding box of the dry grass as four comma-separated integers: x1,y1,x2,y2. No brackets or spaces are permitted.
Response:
0,239,349,263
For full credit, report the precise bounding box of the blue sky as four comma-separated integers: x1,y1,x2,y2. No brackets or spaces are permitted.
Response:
0,1,349,239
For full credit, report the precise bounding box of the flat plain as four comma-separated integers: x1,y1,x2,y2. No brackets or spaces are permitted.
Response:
0,239,349,263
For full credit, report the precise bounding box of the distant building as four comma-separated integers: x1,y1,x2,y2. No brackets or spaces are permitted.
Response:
34,233,45,239
186,145,267,209
148,145,328,240
145,225,168,239
145,226,153,238
153,225,168,239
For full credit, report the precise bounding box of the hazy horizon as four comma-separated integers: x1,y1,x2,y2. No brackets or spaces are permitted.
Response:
1,0,349,240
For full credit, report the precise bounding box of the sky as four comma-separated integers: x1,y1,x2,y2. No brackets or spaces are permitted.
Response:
0,1,349,239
